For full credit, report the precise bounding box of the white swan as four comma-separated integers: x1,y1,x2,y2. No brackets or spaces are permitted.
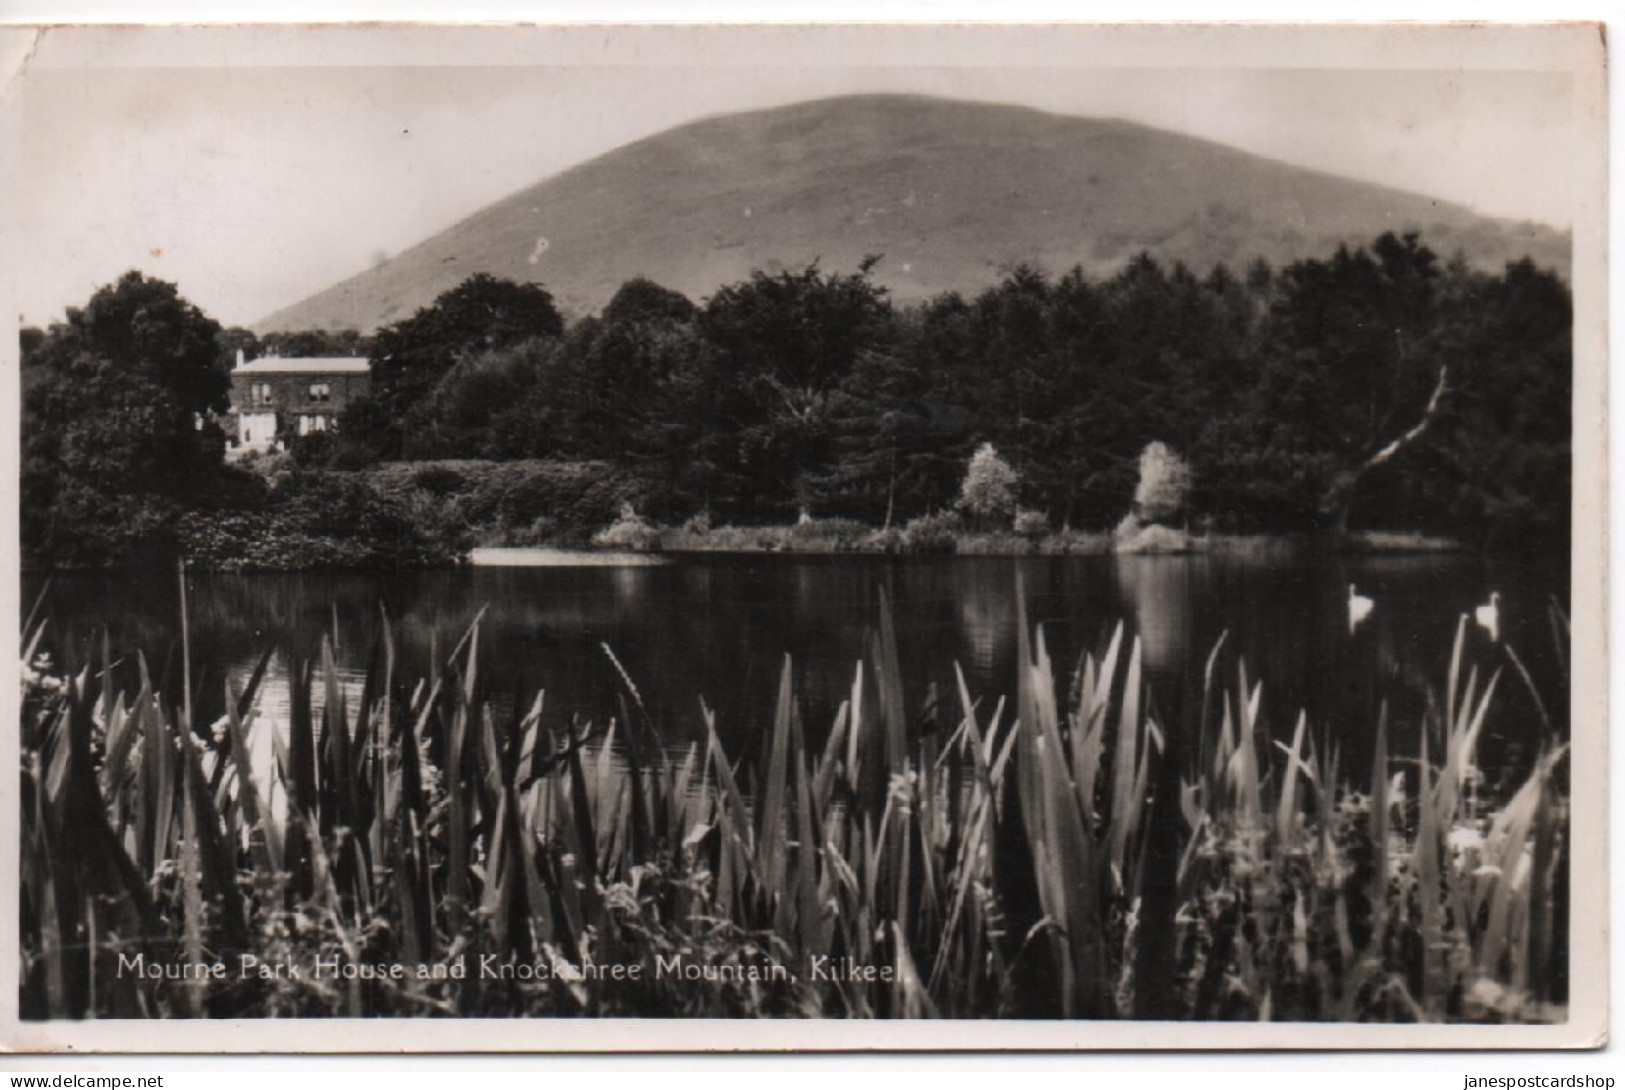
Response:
1348,583,1374,634
1475,592,1502,642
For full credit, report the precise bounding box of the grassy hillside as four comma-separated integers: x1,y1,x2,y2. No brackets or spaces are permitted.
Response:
261,94,1570,332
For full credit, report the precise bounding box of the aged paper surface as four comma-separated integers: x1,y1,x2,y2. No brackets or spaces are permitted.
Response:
0,21,1607,1052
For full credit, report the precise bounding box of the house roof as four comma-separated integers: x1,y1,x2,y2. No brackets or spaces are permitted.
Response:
233,357,370,375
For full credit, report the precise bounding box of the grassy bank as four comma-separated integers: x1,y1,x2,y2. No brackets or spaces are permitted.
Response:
20,586,1565,1020
589,506,1463,560
176,468,457,572
655,518,1113,556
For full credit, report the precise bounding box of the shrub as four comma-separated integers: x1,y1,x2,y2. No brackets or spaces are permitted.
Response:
18,596,1567,1021
182,463,273,512
1039,528,1114,555
1114,517,1192,554
515,515,555,547
785,517,869,550
286,430,335,468
366,459,653,546
1132,441,1193,525
409,463,468,496
858,526,905,553
592,503,662,551
1013,508,1050,539
956,442,1019,529
176,470,454,570
900,510,962,554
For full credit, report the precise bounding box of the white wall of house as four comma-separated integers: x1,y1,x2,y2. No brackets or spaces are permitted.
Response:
238,411,279,451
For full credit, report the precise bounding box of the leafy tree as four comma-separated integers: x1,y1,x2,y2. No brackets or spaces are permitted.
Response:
827,291,986,523
1132,442,1193,524
22,271,226,566
396,337,556,460
697,261,897,517
813,336,946,525
478,283,722,518
259,328,372,360
1205,232,1450,531
345,273,564,459
99,231,1564,558
601,276,699,326
215,326,261,371
1025,263,1141,524
1393,257,1572,550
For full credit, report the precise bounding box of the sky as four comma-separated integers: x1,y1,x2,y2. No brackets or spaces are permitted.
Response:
15,52,1579,328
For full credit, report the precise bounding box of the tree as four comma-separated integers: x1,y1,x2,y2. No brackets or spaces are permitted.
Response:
244,233,1565,550
697,261,897,518
1026,262,1146,524
957,443,1019,529
22,271,226,566
1132,442,1192,524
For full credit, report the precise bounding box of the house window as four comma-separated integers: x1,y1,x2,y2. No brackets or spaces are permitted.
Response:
251,382,274,406
309,382,331,403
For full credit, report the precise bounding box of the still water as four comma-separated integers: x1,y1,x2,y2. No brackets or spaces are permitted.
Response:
28,551,1567,780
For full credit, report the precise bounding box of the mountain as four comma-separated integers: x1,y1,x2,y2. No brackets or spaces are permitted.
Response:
259,94,1570,332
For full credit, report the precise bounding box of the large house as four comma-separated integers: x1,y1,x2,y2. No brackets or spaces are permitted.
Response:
228,350,371,453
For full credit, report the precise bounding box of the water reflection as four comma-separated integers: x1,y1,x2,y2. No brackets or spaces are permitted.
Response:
28,551,1565,784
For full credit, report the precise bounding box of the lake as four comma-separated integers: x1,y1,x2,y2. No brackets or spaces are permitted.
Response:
26,550,1568,785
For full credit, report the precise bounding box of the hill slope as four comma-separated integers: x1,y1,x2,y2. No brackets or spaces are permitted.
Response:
260,94,1570,332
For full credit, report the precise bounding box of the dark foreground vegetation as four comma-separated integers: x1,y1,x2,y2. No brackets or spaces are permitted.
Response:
21,230,1570,569
20,586,1569,1020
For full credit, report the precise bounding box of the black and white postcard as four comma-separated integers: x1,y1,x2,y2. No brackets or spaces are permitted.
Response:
0,21,1607,1052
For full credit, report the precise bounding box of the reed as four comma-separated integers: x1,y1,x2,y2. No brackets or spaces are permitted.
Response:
18,584,1569,1021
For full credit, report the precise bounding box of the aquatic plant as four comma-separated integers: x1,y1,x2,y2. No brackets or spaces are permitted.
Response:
17,577,1568,1020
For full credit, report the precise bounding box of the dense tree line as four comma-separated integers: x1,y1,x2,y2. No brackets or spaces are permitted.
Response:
323,232,1570,549
19,232,1571,568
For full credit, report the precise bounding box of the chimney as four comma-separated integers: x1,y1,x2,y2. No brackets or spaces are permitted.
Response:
235,348,246,369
